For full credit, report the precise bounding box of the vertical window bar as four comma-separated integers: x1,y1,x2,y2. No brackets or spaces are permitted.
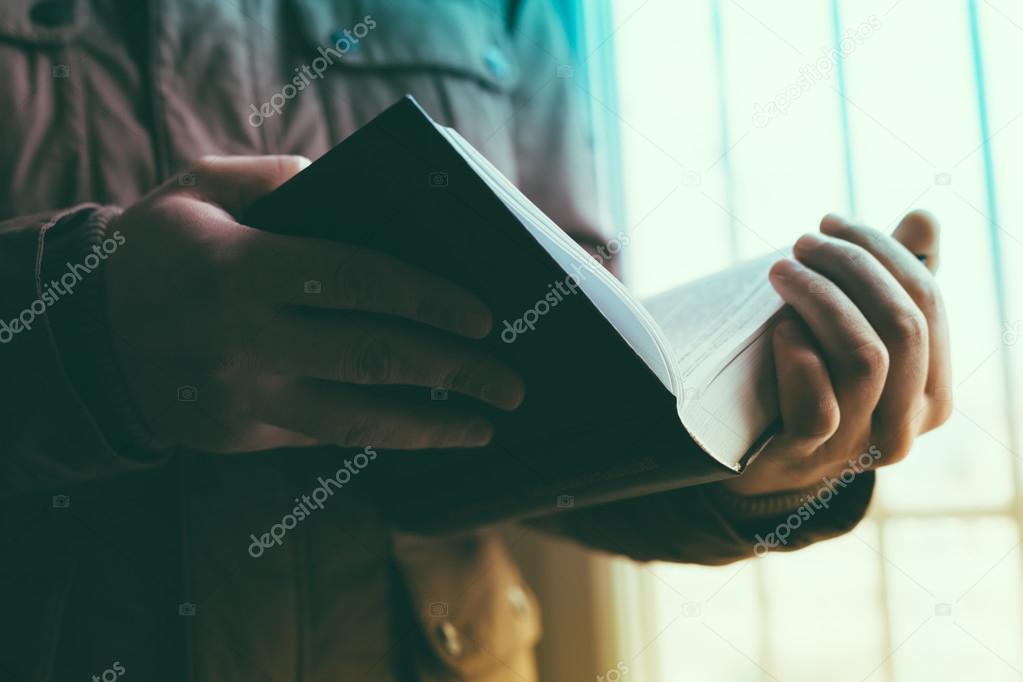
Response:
831,4,892,681
709,0,771,674
966,0,1023,623
710,0,740,263
873,514,896,682
829,0,858,219
577,0,630,278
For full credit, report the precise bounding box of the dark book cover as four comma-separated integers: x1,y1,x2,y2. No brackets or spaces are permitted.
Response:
244,96,739,532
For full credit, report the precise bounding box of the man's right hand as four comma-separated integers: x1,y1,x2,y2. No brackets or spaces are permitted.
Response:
104,155,524,453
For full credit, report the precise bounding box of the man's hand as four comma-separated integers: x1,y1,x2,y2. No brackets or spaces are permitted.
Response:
721,211,951,496
105,155,524,453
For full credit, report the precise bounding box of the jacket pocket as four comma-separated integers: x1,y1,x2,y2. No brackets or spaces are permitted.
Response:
0,0,92,215
290,0,521,93
0,0,87,46
392,531,542,681
285,0,523,185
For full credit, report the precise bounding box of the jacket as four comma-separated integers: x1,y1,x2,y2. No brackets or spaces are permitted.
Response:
0,1,874,680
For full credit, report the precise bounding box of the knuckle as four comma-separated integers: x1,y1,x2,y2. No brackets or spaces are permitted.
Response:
903,278,940,318
826,237,875,263
845,221,884,245
846,341,889,382
209,350,244,382
332,258,373,309
789,396,838,439
837,240,872,263
222,236,267,300
222,378,256,419
347,340,395,384
890,310,928,347
795,398,840,440
443,363,478,394
183,245,231,307
338,415,377,447
293,416,323,442
857,225,889,249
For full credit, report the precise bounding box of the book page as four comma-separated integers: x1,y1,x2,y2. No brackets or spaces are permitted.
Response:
437,119,781,469
642,254,787,468
642,254,784,388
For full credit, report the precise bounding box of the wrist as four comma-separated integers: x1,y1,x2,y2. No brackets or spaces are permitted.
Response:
42,205,170,455
710,480,822,519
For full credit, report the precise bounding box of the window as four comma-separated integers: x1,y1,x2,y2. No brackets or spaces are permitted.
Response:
576,0,1023,679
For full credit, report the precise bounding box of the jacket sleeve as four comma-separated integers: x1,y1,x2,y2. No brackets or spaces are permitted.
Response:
530,475,874,565
507,1,874,564
0,205,169,498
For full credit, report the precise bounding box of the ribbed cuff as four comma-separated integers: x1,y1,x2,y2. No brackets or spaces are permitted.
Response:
706,470,876,519
41,205,172,457
705,472,876,554
707,483,824,520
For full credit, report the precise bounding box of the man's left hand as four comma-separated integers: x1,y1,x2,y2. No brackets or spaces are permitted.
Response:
721,211,952,496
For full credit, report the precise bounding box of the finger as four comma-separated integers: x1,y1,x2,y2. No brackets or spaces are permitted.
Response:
222,423,322,452
252,313,525,410
237,234,493,338
793,233,928,442
254,378,495,449
768,318,840,453
185,155,311,216
819,214,952,429
893,210,940,273
769,258,889,416
820,213,937,285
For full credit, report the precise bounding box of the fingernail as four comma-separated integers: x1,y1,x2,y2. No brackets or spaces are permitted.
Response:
481,380,524,410
420,300,458,332
421,300,491,338
461,312,493,338
770,258,798,281
795,232,825,252
820,213,848,231
466,420,493,445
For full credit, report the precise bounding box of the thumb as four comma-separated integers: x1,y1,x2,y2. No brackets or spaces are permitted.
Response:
181,155,311,217
893,209,940,273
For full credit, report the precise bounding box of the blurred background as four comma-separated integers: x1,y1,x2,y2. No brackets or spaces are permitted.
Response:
514,1,1023,680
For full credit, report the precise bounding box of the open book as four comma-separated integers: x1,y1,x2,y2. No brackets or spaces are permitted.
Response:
446,122,787,469
245,96,787,532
